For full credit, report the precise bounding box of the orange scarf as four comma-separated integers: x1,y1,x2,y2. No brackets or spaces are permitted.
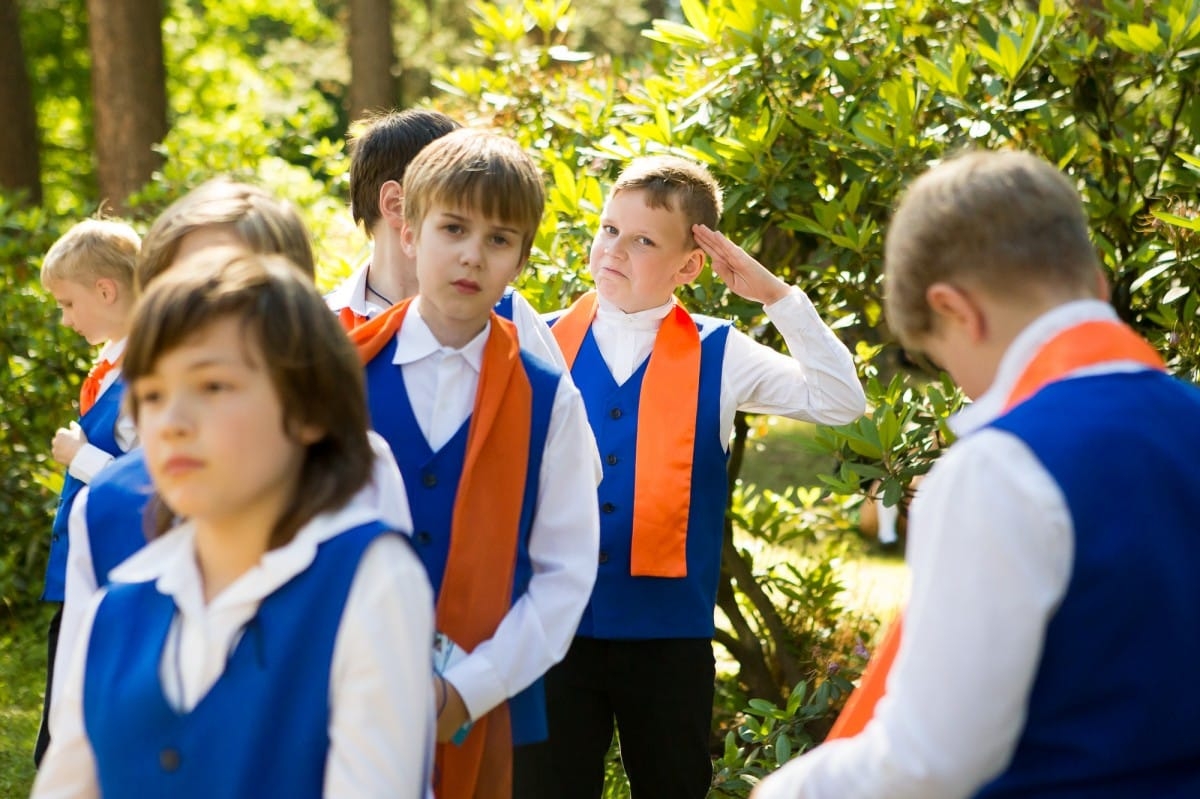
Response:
337,306,369,332
80,355,121,415
827,318,1166,741
552,291,700,577
352,299,530,799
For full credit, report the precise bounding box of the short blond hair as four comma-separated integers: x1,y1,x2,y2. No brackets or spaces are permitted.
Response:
41,219,140,290
884,150,1100,347
611,155,723,243
402,129,545,262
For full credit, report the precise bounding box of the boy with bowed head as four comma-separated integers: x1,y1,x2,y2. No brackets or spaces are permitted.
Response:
537,155,866,798
754,150,1200,797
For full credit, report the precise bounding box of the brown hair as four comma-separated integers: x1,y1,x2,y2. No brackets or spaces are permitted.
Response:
402,128,546,262
611,155,723,244
348,108,460,234
136,178,315,291
123,252,374,548
884,150,1100,347
41,219,140,290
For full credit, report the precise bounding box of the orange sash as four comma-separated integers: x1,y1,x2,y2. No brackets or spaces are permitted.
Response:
80,356,120,415
337,305,369,332
551,291,700,577
352,299,530,799
826,318,1166,741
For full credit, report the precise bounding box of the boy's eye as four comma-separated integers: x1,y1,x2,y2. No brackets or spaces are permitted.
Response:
490,234,512,247
201,380,230,394
601,224,618,236
444,223,464,234
134,387,163,405
635,236,655,247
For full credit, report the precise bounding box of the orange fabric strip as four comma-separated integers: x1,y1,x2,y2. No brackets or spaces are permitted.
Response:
80,356,120,415
336,305,369,332
826,318,1166,740
353,299,527,799
551,291,700,578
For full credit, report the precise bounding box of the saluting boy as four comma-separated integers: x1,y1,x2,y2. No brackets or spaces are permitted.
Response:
36,219,141,765
539,155,866,799
330,108,565,368
349,128,600,799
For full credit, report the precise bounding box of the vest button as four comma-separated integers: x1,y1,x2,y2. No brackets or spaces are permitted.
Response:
606,454,619,466
598,551,609,564
609,407,622,419
422,472,438,488
602,502,616,514
414,531,433,546
159,748,181,772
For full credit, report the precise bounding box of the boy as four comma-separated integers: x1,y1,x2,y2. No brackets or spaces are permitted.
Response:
349,128,600,799
329,108,565,368
539,155,866,799
753,150,1200,797
36,218,141,764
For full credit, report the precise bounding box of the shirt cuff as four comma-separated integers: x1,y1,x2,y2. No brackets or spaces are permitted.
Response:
442,653,508,723
68,444,115,484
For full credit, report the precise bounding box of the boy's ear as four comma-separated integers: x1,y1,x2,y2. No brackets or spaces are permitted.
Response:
674,247,706,286
94,277,119,304
400,220,418,258
378,181,405,229
926,282,986,343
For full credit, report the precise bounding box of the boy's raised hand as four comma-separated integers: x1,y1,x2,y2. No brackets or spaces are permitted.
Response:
51,422,87,466
693,224,790,306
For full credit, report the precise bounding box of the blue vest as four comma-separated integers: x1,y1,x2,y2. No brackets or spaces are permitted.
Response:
83,522,394,799
84,448,154,586
494,286,516,321
44,379,126,601
564,316,730,640
363,337,559,745
975,371,1200,798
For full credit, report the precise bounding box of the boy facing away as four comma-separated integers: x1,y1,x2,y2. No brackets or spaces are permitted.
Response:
349,129,600,799
328,108,565,367
536,156,866,799
36,218,141,764
754,150,1200,798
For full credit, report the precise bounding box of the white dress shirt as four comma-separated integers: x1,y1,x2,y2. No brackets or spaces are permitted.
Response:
587,288,866,440
390,298,601,722
50,432,414,731
33,490,435,799
69,338,137,482
325,263,568,370
754,300,1156,799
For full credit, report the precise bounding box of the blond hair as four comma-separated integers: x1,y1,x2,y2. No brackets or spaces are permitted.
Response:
611,155,723,244
402,129,545,261
41,219,140,290
884,150,1100,347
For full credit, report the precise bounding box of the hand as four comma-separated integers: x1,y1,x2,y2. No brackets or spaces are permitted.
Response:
52,422,87,466
693,223,791,306
434,676,470,742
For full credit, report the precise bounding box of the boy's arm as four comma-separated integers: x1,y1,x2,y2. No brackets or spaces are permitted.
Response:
63,410,138,484
508,290,570,371
693,224,866,427
753,431,1073,799
440,377,600,722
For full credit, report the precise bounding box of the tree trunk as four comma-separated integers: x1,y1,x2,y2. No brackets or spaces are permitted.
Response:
87,0,167,213
0,0,42,204
348,0,396,118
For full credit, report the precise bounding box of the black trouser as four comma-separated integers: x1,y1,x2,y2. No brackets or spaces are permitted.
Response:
34,604,63,767
526,636,715,799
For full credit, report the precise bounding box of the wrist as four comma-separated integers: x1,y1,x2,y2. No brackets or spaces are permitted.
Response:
761,281,792,306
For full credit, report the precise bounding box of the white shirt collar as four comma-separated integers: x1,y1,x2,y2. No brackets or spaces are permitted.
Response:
951,299,1121,436
594,294,676,330
100,337,127,365
391,296,490,372
109,492,386,611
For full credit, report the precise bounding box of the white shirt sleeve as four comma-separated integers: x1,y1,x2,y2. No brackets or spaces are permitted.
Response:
31,594,104,799
721,288,865,437
326,534,436,799
753,430,1073,799
508,290,569,371
51,488,100,730
443,376,601,720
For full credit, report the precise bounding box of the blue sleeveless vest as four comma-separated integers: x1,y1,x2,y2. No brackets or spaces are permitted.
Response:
494,287,516,321
84,448,154,586
363,337,558,745
44,378,125,601
565,315,730,639
83,522,395,799
975,371,1200,798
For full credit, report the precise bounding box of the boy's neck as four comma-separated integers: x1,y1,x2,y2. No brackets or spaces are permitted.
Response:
192,517,274,604
367,230,420,305
416,298,489,351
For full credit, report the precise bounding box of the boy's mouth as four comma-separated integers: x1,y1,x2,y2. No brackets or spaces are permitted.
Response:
452,279,481,293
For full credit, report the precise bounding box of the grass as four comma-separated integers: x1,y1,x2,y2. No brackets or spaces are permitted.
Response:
0,607,49,798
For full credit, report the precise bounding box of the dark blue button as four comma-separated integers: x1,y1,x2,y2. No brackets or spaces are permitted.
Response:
415,531,433,545
602,502,616,514
159,748,181,772
598,551,609,564
422,473,437,488
606,454,619,466
609,407,622,419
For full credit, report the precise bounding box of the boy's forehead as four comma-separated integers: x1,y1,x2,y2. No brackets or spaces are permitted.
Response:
604,189,692,239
